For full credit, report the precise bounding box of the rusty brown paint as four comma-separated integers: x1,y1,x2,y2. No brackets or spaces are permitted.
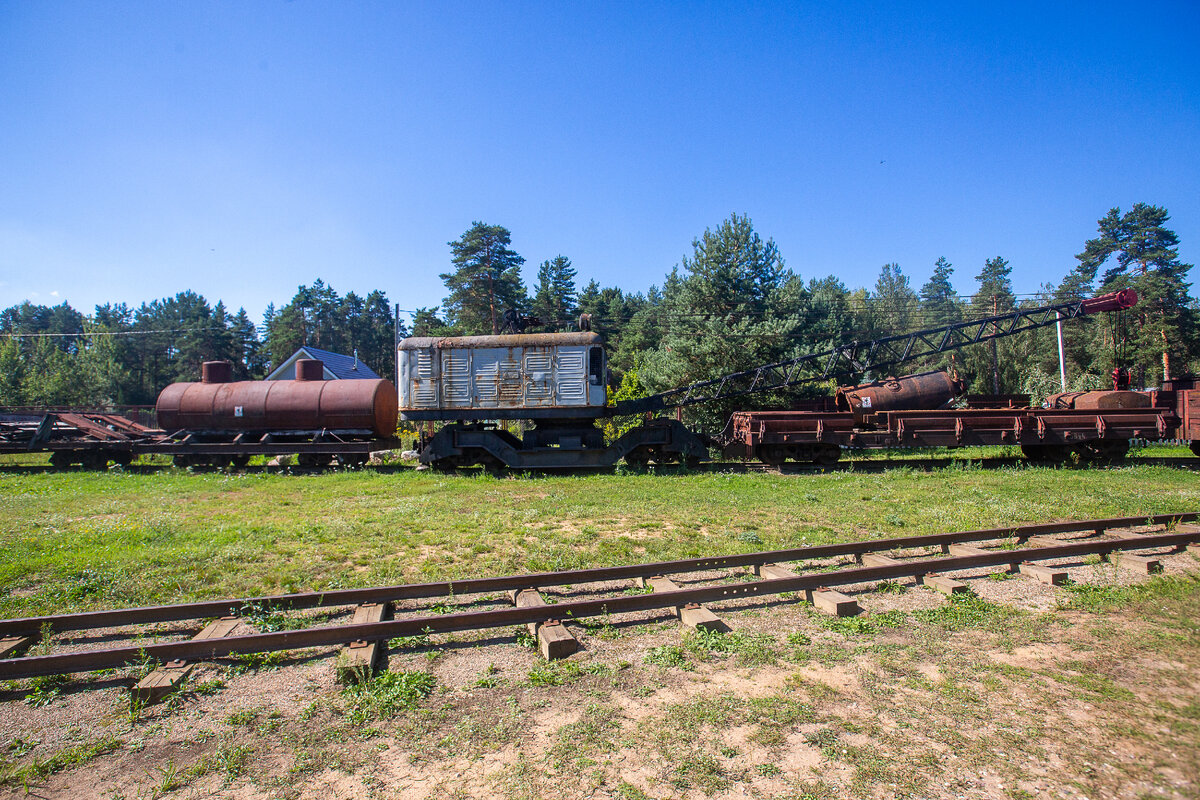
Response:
835,370,964,416
156,376,398,437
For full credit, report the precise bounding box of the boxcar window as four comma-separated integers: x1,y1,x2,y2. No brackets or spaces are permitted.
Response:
588,347,604,385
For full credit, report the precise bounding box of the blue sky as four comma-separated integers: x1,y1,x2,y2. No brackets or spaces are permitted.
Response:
2,1,1197,327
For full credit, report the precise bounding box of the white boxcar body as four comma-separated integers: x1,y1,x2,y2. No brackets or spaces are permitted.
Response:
398,332,607,420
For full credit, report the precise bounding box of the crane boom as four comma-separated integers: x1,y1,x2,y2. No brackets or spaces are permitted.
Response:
611,289,1137,416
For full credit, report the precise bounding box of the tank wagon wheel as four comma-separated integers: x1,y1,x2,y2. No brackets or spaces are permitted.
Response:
110,452,134,468
49,451,74,469
623,447,655,469
478,453,506,474
173,455,210,468
230,455,251,469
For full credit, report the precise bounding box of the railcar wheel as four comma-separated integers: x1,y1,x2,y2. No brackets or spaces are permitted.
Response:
230,455,251,468
1021,444,1069,463
812,445,841,466
82,452,109,470
1077,439,1129,464
623,450,650,469
756,444,788,466
1192,441,1200,458
49,451,73,468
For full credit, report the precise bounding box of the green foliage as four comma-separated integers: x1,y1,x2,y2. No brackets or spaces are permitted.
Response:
262,280,399,380
0,734,121,787
526,659,584,686
23,673,68,707
644,644,690,669
5,203,1195,412
601,366,652,442
639,213,811,430
683,627,780,665
239,601,306,633
1081,204,1195,386
911,592,1017,631
531,255,578,326
341,670,435,722
440,222,528,334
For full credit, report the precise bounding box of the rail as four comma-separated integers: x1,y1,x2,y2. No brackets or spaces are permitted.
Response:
0,511,1193,680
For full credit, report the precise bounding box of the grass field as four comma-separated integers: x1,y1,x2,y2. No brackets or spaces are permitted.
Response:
1,454,1197,616
1,457,1199,799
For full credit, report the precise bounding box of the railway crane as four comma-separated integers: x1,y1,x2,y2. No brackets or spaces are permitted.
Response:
403,288,1165,469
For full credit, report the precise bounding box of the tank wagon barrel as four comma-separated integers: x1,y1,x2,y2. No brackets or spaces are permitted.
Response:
157,360,397,438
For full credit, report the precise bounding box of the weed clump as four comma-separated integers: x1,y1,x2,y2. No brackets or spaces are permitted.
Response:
341,670,435,723
684,628,779,665
644,644,690,669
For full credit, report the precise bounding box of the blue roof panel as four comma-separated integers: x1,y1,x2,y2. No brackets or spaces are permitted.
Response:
301,347,383,380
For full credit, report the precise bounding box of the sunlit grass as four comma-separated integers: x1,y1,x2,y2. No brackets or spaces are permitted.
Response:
0,463,1196,616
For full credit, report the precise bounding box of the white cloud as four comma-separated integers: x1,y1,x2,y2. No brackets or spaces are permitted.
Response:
50,290,59,297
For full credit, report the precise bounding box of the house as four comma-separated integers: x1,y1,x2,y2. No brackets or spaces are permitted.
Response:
266,346,383,381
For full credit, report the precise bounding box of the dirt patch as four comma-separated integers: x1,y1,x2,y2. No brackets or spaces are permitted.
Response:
3,549,1199,799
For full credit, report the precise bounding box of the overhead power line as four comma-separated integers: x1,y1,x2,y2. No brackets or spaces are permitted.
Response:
0,326,229,339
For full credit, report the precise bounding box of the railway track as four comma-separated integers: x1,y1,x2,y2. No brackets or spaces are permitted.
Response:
2,513,1197,694
2,455,1199,476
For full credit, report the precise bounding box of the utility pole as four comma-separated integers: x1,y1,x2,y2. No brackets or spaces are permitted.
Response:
394,303,401,387
1055,311,1067,392
991,295,1000,395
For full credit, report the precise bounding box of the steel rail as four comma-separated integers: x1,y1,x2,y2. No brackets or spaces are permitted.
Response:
1,527,1197,680
0,513,1193,637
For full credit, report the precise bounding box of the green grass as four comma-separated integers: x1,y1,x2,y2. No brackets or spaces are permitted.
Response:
0,734,121,787
0,465,1196,617
340,670,436,723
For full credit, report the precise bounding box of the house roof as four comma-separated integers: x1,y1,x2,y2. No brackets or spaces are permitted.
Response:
266,346,383,381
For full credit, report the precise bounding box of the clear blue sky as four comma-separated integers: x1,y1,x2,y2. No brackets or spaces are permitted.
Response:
2,1,1197,327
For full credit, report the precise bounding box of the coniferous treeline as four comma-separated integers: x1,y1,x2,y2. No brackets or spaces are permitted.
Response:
0,284,406,406
2,205,1195,422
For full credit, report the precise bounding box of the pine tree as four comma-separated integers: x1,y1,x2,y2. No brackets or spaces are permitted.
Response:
964,257,1018,393
870,263,919,338
531,255,578,326
1078,204,1195,385
441,223,528,334
231,308,262,379
640,214,807,429
919,257,960,328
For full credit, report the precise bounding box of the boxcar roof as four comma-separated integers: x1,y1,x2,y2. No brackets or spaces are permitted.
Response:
399,332,603,350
